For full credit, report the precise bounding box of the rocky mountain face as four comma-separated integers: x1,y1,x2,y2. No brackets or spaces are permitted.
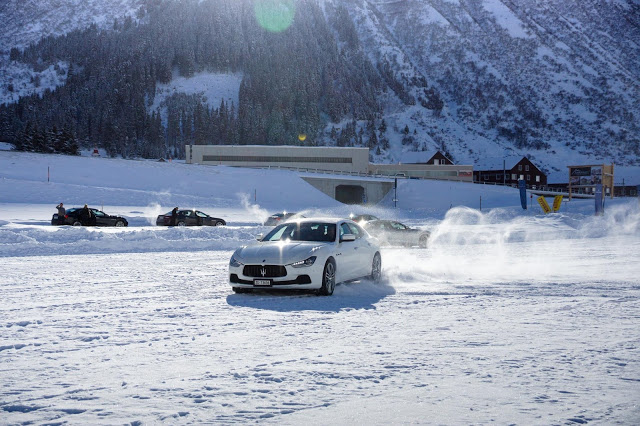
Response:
0,0,638,173
341,0,640,170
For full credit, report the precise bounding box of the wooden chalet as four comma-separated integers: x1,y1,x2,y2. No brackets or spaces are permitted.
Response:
474,156,547,187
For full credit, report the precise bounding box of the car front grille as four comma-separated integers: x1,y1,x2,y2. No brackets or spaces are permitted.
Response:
243,265,287,278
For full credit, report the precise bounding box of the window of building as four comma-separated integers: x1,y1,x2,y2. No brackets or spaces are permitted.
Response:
202,155,353,164
518,165,523,171
484,175,489,181
519,174,524,180
536,175,540,182
525,165,530,171
527,174,531,181
511,173,517,180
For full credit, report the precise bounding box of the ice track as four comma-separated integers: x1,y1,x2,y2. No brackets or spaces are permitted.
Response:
2,235,639,424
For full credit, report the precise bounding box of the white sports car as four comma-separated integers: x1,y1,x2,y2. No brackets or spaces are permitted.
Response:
229,218,382,295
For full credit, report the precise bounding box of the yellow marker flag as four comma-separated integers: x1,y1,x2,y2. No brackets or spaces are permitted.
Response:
552,195,563,212
537,196,551,214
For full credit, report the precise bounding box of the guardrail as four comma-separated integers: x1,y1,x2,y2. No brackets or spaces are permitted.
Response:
251,165,472,183
239,165,629,197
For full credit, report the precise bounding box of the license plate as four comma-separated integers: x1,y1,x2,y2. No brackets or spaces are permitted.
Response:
254,279,272,286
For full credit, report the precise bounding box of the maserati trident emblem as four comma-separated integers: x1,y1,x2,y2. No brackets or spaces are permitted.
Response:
260,267,267,277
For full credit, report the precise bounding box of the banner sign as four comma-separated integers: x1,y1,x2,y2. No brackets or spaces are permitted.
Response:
552,195,563,212
537,196,551,214
518,180,527,210
595,184,604,215
570,166,603,186
570,167,591,177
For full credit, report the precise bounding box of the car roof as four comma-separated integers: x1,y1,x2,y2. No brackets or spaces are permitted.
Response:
67,207,100,211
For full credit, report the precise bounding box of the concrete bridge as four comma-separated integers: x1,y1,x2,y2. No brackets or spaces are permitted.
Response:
301,175,395,205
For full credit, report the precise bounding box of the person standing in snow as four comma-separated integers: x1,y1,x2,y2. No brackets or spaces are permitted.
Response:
56,202,66,225
79,204,93,226
170,207,179,226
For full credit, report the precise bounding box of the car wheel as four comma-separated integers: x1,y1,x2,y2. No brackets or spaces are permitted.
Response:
115,220,125,227
214,221,225,226
370,252,382,283
419,234,429,248
232,287,251,294
317,258,336,296
72,221,82,226
177,221,186,227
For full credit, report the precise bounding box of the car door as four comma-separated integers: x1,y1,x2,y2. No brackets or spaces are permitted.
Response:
390,221,410,246
348,223,375,277
92,209,111,226
182,210,195,226
336,222,358,282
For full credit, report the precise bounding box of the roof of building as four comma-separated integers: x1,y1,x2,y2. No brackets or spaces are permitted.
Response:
397,150,447,164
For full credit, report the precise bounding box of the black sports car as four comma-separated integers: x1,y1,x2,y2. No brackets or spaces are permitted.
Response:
156,209,226,226
51,208,128,227
362,220,430,248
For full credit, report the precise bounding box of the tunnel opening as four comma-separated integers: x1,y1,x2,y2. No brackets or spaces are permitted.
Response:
335,185,365,204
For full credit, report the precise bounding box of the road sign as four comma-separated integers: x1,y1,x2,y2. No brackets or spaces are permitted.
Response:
518,180,527,210
537,196,551,214
552,195,563,212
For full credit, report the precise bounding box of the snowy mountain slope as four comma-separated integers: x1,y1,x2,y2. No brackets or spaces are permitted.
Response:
339,0,640,171
0,0,143,50
0,0,638,174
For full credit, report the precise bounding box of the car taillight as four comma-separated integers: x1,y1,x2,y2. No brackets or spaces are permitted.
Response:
65,215,69,218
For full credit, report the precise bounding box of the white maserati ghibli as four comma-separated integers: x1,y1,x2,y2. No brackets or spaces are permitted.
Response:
229,218,382,295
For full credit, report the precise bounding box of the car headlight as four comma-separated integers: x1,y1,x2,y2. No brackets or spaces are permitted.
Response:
229,255,244,267
291,256,317,268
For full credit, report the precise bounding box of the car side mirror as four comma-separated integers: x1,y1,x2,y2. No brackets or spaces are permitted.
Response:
341,234,356,242
256,233,264,241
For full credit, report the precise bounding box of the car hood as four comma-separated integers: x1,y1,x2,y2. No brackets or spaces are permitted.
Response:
235,241,326,264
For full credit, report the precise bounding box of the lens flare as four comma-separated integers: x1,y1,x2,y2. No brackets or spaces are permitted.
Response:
254,0,296,33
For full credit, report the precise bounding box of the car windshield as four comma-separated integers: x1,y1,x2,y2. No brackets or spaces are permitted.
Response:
262,222,336,242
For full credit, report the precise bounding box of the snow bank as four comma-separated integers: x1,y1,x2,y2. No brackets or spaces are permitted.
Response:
0,224,264,257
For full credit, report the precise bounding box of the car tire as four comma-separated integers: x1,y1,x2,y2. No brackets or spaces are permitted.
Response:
177,221,186,226
419,234,429,248
214,221,225,226
317,258,336,296
115,220,125,227
72,221,82,226
232,287,251,294
370,252,382,283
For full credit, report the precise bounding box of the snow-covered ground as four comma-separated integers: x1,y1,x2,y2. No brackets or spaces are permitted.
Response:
1,150,639,424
